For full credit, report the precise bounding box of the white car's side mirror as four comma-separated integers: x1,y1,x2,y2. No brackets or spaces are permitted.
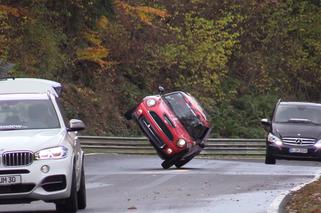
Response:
68,119,86,132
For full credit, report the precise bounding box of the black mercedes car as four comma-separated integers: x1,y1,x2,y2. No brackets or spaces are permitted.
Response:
261,100,321,164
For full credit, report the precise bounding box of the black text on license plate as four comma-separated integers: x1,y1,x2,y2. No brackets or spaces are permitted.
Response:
0,175,21,185
289,148,308,154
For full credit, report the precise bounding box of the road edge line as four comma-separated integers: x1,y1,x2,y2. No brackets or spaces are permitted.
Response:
267,170,321,213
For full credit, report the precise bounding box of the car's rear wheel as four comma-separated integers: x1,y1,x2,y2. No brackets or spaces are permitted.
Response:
124,105,138,120
77,161,86,210
265,147,276,165
55,167,78,213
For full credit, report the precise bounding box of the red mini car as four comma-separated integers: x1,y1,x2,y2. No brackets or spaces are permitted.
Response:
125,87,211,169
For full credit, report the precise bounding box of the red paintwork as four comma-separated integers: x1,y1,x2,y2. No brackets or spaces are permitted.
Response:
132,92,210,158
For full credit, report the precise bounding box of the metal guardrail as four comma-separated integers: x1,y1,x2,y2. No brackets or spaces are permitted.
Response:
79,136,266,159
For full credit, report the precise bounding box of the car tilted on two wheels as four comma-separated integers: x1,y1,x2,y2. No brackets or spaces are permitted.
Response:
0,78,86,213
125,87,211,169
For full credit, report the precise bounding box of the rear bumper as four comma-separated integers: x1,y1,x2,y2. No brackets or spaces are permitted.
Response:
268,143,321,160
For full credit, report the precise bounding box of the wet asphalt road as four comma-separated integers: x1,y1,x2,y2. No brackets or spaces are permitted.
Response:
1,153,321,213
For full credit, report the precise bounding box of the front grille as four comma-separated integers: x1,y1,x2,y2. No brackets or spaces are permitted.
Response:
282,137,316,146
2,152,33,167
138,117,165,149
149,111,174,141
0,184,35,194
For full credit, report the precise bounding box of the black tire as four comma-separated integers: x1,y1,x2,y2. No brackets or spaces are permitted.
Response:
199,143,205,148
175,156,194,168
77,161,87,210
56,166,78,213
161,159,175,169
161,149,190,169
265,147,276,165
124,105,138,120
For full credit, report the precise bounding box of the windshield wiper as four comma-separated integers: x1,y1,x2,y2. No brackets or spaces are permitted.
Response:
0,128,18,131
287,118,320,125
0,125,27,131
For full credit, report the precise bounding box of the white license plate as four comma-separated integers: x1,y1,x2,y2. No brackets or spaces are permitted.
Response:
289,148,308,154
0,175,21,185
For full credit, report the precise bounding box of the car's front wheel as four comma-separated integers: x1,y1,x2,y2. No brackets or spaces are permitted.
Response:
161,159,175,169
265,147,276,165
175,156,193,168
55,166,78,213
77,161,87,210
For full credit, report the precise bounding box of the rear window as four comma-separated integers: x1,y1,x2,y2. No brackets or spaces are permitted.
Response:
0,99,60,130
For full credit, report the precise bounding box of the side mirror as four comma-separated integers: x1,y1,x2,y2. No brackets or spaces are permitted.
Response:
68,119,86,132
261,118,271,132
158,86,165,95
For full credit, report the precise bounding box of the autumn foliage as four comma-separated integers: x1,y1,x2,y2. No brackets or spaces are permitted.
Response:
0,0,321,137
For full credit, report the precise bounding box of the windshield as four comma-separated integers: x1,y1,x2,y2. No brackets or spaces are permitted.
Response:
274,104,321,125
164,92,208,140
0,99,60,130
185,95,208,120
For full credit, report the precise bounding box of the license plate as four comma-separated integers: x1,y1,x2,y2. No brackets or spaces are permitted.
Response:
289,148,308,154
0,175,21,185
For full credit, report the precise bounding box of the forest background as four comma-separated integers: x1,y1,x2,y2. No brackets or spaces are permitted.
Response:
1,0,321,138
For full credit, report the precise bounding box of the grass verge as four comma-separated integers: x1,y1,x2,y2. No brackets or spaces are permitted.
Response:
285,178,321,213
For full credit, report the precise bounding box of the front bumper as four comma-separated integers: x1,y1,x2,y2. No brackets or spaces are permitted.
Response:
135,115,202,160
0,155,73,203
268,143,321,160
185,144,203,158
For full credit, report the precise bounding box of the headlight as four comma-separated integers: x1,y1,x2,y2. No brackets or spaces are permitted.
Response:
177,138,186,148
35,146,68,160
268,133,282,146
146,99,156,107
314,139,321,148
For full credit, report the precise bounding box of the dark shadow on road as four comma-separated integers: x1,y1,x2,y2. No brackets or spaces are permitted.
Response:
128,167,208,171
0,211,55,213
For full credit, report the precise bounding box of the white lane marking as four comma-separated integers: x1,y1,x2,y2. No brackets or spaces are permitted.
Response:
267,168,321,213
86,182,113,189
199,190,282,213
86,170,191,176
137,169,189,174
85,153,109,156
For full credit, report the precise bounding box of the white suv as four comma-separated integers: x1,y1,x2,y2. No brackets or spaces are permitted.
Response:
0,78,86,212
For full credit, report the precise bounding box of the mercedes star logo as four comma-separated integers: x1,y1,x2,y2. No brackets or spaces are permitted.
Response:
296,139,302,145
